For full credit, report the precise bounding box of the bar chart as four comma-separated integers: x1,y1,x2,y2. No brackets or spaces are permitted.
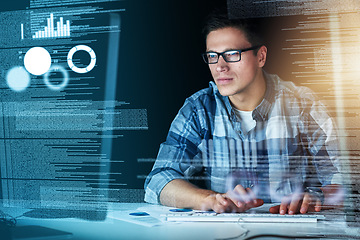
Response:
32,13,70,39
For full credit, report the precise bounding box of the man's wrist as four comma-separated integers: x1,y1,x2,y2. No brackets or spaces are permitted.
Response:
304,187,324,205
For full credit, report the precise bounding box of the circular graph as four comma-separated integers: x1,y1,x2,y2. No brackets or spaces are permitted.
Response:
24,47,52,76
67,45,96,74
44,65,69,91
6,66,31,92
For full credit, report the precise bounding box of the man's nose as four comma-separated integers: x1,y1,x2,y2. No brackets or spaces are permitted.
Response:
216,56,229,72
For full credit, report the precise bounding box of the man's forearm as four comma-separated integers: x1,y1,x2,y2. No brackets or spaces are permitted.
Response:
159,179,216,210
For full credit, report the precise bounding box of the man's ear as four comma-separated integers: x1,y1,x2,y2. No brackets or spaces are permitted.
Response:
257,45,267,68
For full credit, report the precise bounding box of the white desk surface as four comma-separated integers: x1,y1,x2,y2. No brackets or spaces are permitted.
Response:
3,203,360,240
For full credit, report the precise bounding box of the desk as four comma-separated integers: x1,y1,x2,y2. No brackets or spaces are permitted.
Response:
2,203,360,240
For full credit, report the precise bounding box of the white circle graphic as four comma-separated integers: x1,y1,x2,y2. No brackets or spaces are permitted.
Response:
67,45,96,74
44,65,69,91
6,66,31,92
24,47,52,75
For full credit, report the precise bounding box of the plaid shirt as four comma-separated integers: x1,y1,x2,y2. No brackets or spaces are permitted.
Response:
144,72,343,204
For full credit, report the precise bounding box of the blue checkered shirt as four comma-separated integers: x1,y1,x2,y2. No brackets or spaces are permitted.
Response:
144,72,343,204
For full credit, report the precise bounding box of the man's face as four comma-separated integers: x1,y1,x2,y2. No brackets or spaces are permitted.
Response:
206,27,266,99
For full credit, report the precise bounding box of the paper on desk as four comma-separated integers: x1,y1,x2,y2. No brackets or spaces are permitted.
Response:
107,205,191,227
136,204,186,219
107,210,164,227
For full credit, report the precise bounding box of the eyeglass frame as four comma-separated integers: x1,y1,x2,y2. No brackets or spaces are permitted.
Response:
201,45,262,64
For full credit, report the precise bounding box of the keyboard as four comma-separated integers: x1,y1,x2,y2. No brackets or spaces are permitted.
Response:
164,212,325,223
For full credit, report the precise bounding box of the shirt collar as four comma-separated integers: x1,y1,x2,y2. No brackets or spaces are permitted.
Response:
253,71,276,121
209,81,236,120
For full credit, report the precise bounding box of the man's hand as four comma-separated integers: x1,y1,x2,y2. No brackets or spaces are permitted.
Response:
200,184,264,213
269,192,322,215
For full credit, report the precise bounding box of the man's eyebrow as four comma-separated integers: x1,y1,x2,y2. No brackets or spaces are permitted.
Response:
205,48,241,53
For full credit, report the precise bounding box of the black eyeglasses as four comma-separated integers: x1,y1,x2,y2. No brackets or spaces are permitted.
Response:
202,45,262,64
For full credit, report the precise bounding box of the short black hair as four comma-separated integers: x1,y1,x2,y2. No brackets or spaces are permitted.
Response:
202,12,266,49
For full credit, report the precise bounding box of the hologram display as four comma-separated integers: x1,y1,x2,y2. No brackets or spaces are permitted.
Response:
0,0,127,220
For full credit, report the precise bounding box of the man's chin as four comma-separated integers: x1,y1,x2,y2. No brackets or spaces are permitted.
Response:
217,89,233,97
215,84,236,97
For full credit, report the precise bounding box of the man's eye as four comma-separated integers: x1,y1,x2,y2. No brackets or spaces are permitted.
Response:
225,51,239,57
207,53,217,59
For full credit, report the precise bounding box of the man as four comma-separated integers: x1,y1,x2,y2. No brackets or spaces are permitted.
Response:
144,13,343,214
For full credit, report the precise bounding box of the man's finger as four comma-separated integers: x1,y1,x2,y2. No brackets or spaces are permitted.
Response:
288,193,302,215
213,201,227,213
279,195,291,215
252,198,264,208
314,199,322,212
233,185,250,201
226,185,248,207
215,193,228,206
269,204,280,214
300,193,311,214
246,187,257,204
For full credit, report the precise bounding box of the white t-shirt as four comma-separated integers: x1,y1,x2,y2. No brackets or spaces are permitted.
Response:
233,108,256,134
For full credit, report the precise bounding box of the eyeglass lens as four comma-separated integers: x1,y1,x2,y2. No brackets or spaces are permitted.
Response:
205,50,241,64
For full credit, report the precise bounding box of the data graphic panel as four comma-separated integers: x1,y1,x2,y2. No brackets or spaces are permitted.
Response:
0,0,147,219
32,13,71,39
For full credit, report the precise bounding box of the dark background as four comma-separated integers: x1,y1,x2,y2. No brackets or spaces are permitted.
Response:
114,0,228,191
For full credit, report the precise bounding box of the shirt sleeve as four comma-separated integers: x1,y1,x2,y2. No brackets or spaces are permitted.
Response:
144,99,205,204
301,98,343,187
